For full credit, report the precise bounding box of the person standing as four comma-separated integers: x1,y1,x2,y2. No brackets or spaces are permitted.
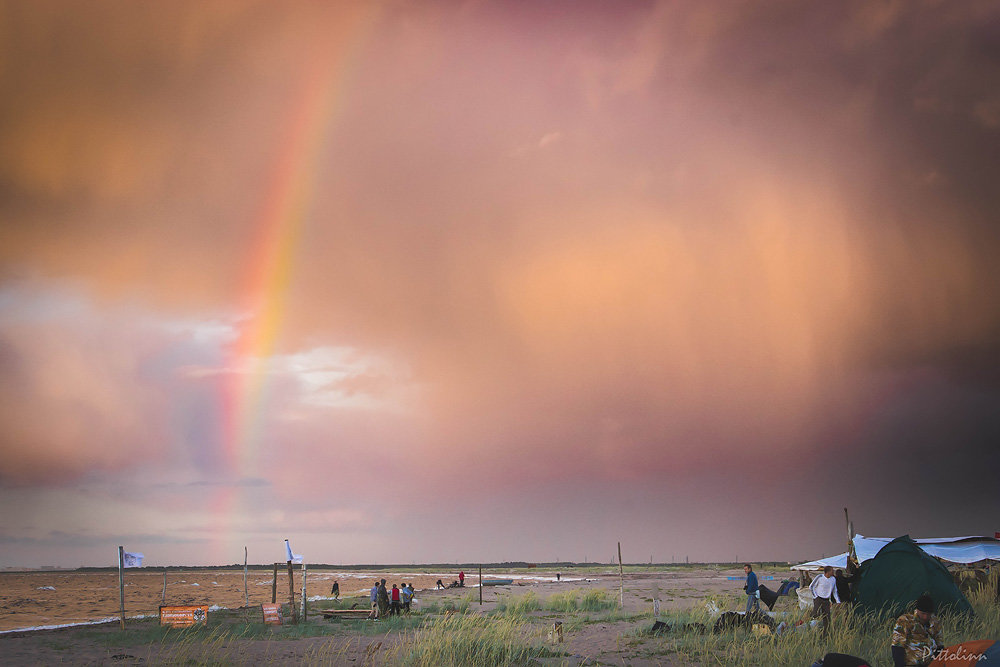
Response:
402,583,413,613
834,569,855,604
891,595,942,667
390,584,401,616
377,579,390,618
809,566,841,633
368,580,380,619
743,564,760,615
459,570,465,587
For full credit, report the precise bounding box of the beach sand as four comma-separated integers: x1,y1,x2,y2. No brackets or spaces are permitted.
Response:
0,569,475,632
0,565,799,665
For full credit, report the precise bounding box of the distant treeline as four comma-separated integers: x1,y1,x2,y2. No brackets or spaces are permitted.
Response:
66,560,793,573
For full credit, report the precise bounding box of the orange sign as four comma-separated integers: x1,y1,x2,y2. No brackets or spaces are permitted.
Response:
159,605,209,627
261,603,282,625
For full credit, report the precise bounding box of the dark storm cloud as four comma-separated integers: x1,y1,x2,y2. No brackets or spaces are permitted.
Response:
1,1,998,564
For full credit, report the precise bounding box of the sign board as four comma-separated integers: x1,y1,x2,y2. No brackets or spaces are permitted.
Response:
159,605,209,628
262,603,282,625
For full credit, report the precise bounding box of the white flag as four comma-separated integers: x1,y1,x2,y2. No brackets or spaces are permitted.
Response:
285,539,303,563
123,551,144,568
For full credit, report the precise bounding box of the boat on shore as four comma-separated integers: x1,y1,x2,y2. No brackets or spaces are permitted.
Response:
480,579,514,586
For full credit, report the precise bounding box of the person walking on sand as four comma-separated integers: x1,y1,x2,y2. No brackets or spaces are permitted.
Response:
743,564,760,615
331,581,340,600
459,570,465,587
809,566,841,634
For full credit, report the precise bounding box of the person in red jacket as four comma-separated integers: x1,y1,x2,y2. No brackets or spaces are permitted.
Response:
459,571,465,587
390,584,401,616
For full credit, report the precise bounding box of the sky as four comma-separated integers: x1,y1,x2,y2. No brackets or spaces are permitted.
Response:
1,0,998,569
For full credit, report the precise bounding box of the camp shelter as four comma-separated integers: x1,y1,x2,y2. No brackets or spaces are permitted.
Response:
792,534,1000,571
853,536,973,617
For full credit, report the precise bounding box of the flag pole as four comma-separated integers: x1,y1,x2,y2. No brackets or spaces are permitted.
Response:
118,546,126,630
243,547,249,606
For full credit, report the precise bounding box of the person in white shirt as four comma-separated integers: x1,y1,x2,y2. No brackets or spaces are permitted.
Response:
809,566,841,634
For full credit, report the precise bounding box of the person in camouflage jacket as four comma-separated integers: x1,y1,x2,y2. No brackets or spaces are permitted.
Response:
891,594,942,667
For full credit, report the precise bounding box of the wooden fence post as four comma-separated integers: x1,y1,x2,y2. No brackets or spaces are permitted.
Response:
243,547,249,606
618,542,624,609
272,563,278,604
287,560,298,624
301,561,308,622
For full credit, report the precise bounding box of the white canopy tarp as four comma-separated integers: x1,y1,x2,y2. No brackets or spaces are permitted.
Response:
791,534,1000,571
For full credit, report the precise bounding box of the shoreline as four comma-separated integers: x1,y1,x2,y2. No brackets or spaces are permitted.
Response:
0,565,782,634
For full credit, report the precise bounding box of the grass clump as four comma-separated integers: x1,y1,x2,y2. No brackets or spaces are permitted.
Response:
424,592,474,614
581,589,616,611
546,591,580,612
545,589,615,612
661,584,1000,666
396,613,551,666
494,591,540,617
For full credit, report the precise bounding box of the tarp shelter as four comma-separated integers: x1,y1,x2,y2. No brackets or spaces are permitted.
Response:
791,534,1000,571
852,536,973,617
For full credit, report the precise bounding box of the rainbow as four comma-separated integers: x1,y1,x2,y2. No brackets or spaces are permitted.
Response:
213,8,380,562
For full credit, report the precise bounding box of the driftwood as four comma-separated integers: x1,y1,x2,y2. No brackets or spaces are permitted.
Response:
318,608,371,620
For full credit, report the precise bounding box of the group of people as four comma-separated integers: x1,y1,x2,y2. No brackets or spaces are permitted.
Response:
743,564,946,667
435,570,466,589
742,563,856,631
367,579,415,619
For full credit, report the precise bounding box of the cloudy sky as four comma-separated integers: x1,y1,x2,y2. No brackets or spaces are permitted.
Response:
1,0,998,568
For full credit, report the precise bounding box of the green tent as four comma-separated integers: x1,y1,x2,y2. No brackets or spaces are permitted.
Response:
853,535,973,617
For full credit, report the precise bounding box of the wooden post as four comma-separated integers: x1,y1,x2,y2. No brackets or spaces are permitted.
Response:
300,561,308,622
844,506,851,550
479,566,483,606
162,570,167,604
243,547,249,606
844,507,857,570
618,542,624,609
118,546,126,630
271,563,278,604
287,560,298,624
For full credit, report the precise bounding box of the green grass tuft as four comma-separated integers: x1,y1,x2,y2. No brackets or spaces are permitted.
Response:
393,612,554,666
494,591,540,617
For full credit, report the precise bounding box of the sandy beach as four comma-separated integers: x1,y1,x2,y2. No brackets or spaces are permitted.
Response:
0,568,491,633
0,565,801,665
